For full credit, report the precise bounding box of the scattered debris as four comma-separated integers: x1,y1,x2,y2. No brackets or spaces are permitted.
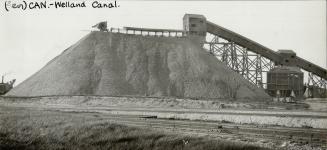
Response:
140,116,157,119
0,75,15,95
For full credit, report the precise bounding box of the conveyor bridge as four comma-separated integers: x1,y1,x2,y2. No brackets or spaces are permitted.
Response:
204,20,326,97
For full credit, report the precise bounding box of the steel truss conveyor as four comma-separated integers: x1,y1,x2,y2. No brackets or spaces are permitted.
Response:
204,21,327,92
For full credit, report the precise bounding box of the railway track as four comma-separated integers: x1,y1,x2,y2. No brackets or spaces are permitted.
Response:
1,104,327,148
48,108,327,148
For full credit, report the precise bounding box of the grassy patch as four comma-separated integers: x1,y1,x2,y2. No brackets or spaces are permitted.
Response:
0,106,268,150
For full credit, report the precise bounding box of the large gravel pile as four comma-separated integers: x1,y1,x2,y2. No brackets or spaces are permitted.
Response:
6,31,269,100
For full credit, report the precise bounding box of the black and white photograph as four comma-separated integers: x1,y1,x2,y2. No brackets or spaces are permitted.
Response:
0,0,326,150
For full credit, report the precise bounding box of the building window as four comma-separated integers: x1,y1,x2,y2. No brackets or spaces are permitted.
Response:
191,24,196,27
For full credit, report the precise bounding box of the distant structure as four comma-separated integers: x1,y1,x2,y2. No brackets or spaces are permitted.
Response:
92,21,108,32
266,50,304,100
0,75,15,95
183,14,207,45
275,50,298,66
267,67,303,100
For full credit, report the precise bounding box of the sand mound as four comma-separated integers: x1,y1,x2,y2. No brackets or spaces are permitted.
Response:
6,32,269,100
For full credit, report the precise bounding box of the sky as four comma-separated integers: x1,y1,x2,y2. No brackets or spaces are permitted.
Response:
0,0,326,85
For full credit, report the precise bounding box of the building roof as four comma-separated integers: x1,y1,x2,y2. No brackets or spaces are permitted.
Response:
183,14,206,19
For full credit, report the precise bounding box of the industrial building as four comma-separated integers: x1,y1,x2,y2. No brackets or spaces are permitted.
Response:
267,66,304,99
183,14,207,45
266,50,304,100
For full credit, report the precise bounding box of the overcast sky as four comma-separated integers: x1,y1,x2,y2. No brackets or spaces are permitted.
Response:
0,0,326,84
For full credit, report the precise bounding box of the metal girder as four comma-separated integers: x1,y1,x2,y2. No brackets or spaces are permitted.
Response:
307,72,327,97
308,73,325,88
204,20,326,97
206,21,327,80
206,35,274,88
205,35,326,96
206,21,281,62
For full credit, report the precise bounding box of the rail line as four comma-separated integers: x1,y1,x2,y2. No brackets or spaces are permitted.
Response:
60,110,327,148
3,104,325,148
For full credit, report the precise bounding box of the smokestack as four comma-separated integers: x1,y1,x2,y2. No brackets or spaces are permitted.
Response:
1,76,3,83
